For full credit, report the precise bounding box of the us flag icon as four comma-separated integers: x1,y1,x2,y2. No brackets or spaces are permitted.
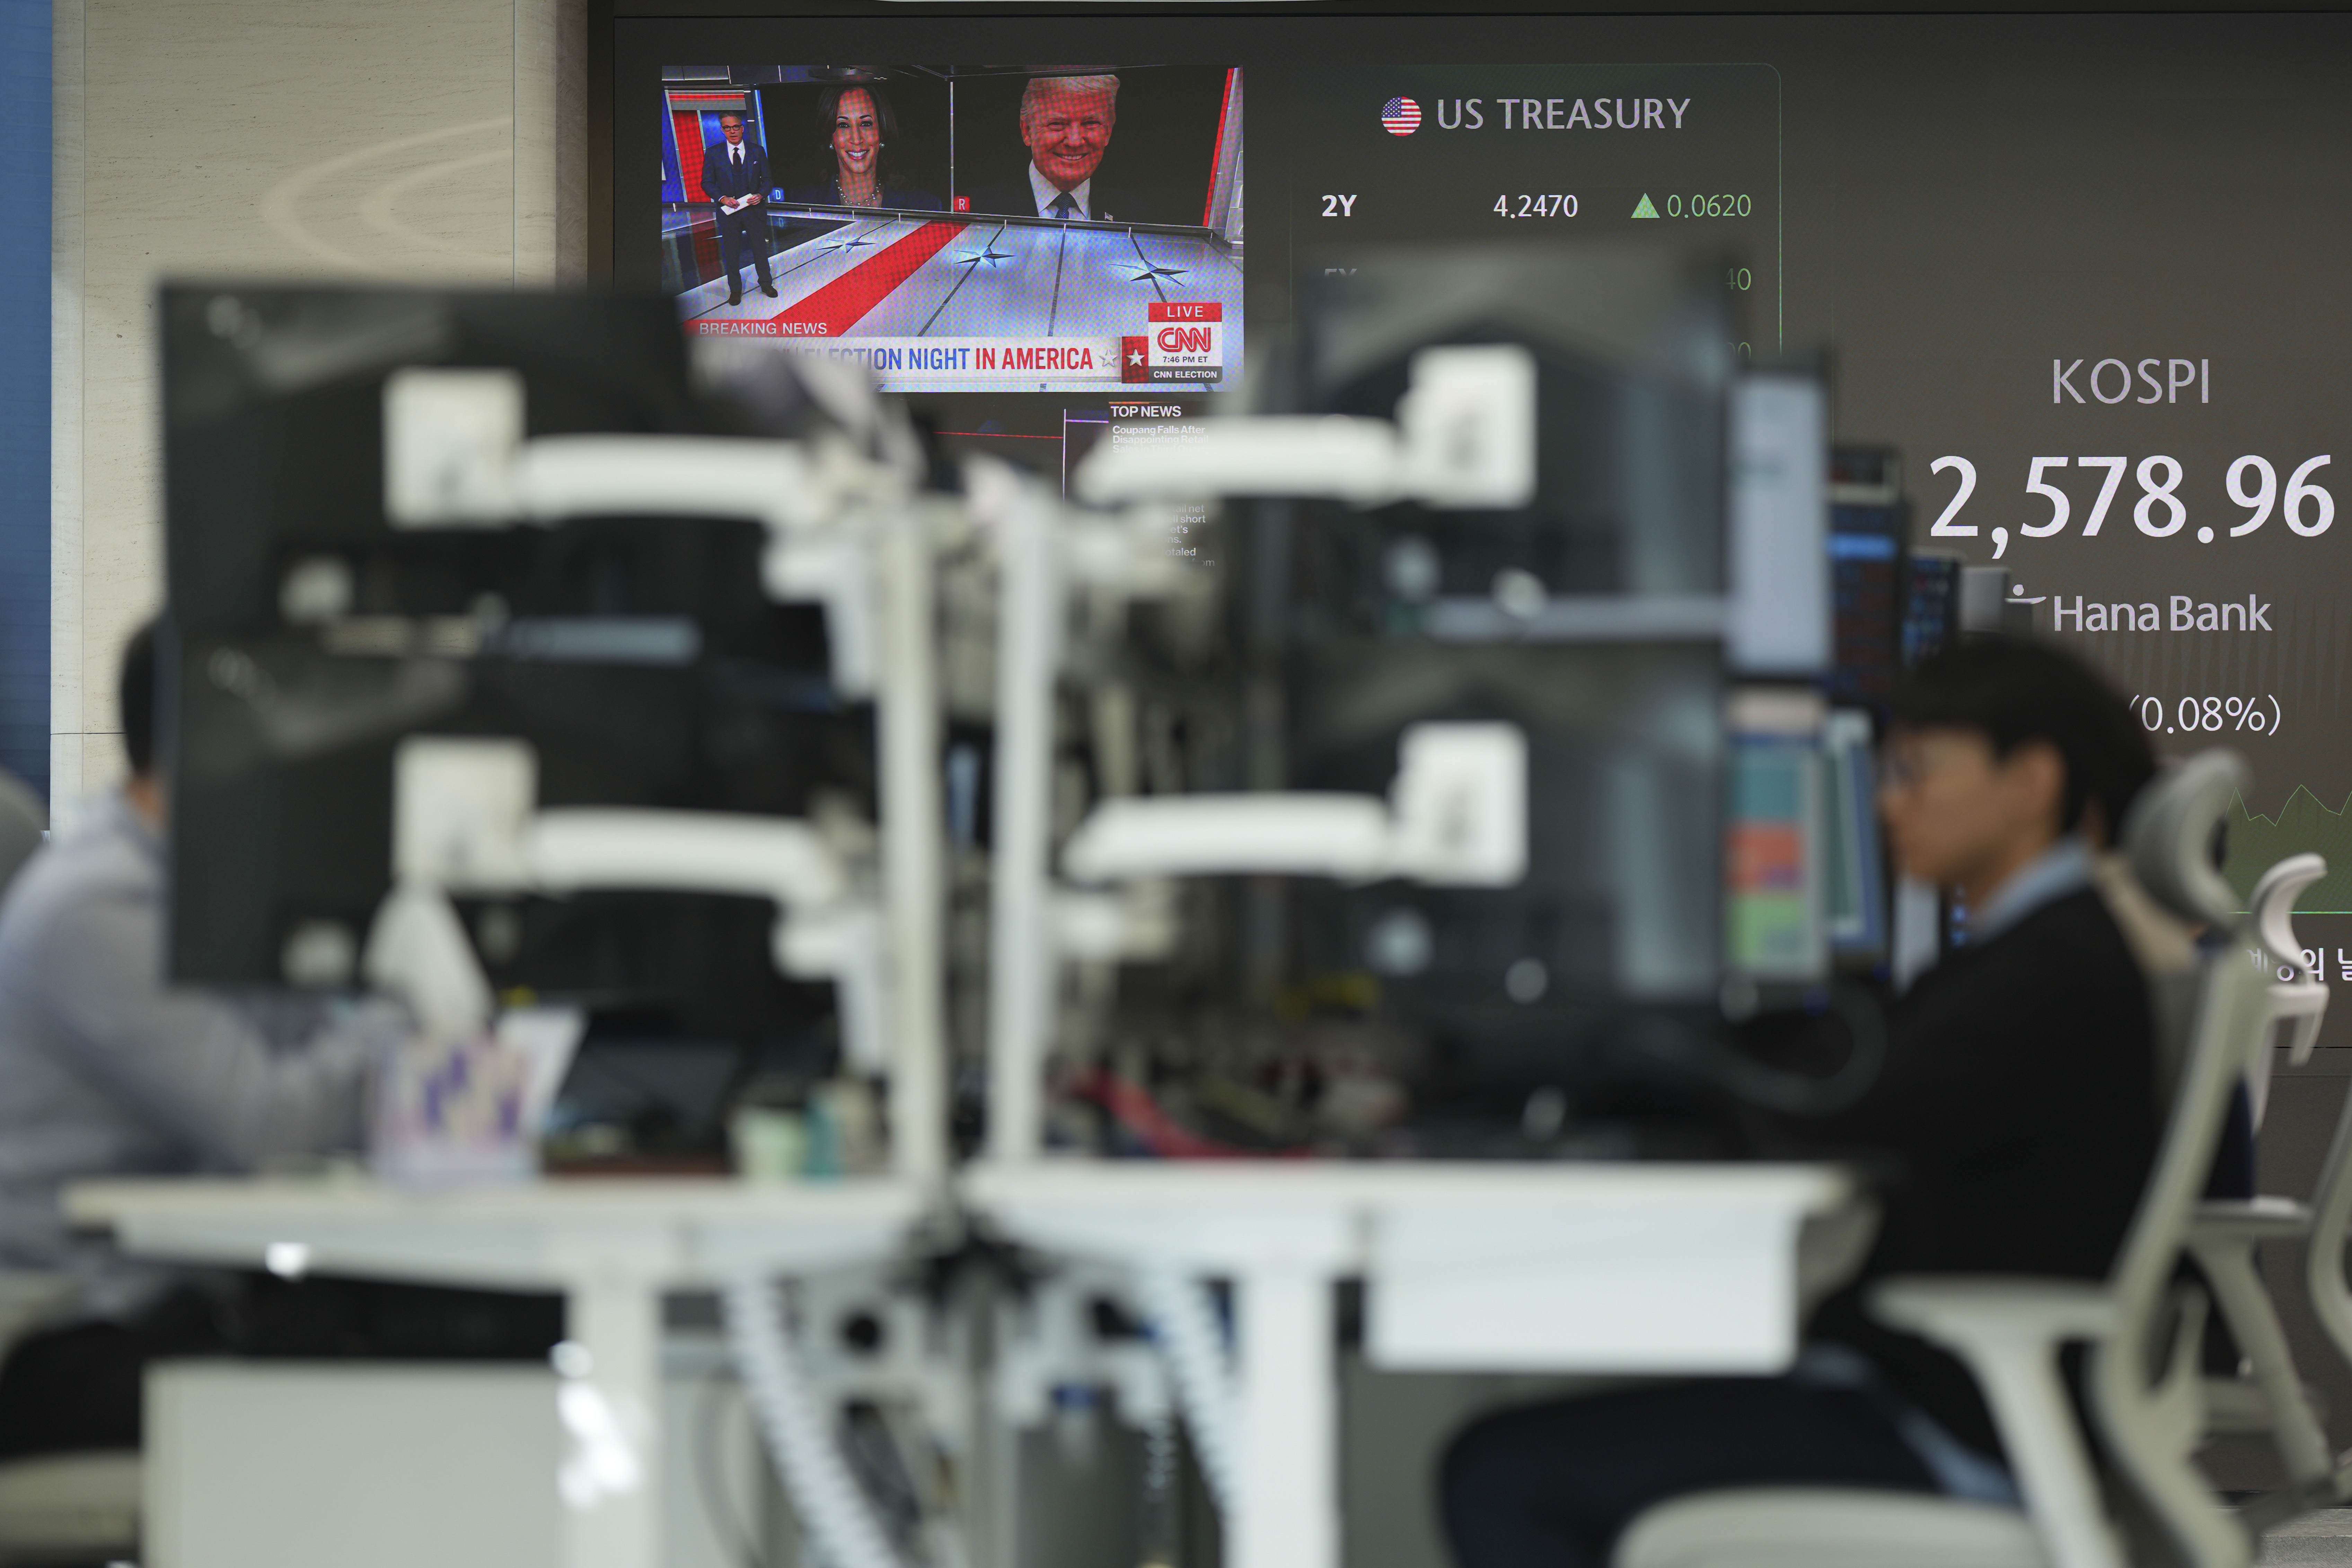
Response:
1382,97,1421,136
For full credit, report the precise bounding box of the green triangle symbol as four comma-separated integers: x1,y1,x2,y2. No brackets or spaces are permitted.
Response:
1631,193,1659,219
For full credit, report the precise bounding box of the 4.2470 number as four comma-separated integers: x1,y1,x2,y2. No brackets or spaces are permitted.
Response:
1492,194,1577,217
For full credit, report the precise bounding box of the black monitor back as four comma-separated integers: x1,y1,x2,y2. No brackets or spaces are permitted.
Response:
1276,240,1729,625
1226,242,1730,1104
1281,641,1722,1096
162,285,868,1023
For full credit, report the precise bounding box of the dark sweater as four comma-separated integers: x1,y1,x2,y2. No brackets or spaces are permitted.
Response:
1794,887,2160,1458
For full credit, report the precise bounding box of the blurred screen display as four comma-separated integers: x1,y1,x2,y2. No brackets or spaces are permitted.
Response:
619,10,2352,1034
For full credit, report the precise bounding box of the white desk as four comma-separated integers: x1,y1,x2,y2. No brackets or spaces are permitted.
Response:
72,1163,1853,1568
66,1175,932,1568
963,1160,1857,1568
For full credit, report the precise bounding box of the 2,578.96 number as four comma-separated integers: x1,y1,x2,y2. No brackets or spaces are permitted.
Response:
1927,453,2334,557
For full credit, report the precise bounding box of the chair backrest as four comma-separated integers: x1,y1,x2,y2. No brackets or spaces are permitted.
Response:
2093,751,2266,1568
2110,754,2255,1317
2122,754,2243,932
2292,871,2352,1375
2252,854,2327,985
2245,854,2329,1129
2094,851,2202,1113
0,771,43,898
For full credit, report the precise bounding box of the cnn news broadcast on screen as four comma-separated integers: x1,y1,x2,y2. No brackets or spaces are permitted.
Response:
659,65,1243,396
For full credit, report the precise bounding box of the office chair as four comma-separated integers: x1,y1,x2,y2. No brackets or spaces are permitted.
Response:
2180,853,2338,1527
2239,854,2329,1132
2297,930,2352,1468
1614,751,2265,1568
0,1281,141,1564
0,772,42,896
2183,849,2352,1536
0,776,135,1564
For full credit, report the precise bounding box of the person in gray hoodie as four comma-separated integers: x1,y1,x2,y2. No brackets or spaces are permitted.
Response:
0,622,469,1457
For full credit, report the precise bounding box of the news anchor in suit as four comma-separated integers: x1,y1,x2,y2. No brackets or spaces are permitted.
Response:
702,111,776,305
967,75,1161,224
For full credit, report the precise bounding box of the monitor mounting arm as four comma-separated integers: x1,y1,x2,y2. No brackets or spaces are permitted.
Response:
381,368,900,697
371,735,894,1081
1069,345,1537,511
1060,722,1529,889
980,346,1540,1163
378,375,951,1181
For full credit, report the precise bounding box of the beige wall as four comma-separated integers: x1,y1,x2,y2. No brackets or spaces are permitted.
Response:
50,0,586,820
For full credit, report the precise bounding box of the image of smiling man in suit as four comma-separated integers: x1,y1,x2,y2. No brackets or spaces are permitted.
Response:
969,74,1160,224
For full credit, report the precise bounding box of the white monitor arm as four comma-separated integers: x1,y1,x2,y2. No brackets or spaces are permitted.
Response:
376,737,893,1080
1061,721,1529,889
1071,344,1536,511
380,373,952,1181
381,368,893,696
530,810,890,1081
512,435,883,696
979,345,1539,1160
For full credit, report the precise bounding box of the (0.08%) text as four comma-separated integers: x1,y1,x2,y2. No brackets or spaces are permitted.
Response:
2130,694,2282,737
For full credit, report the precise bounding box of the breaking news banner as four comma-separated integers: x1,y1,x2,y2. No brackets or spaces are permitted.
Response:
691,301,1228,392
703,335,1121,391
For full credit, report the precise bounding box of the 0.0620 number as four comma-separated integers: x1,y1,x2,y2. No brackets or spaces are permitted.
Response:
1492,194,1577,218
1665,193,1751,218
1928,453,2334,558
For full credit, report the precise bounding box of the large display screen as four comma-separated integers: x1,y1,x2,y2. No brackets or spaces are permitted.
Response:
614,9,2352,1035
662,64,1242,391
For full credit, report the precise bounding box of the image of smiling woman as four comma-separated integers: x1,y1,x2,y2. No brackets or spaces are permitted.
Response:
791,83,939,210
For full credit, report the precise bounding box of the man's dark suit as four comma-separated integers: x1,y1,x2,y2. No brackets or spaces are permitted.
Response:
701,139,774,297
1442,885,2166,1567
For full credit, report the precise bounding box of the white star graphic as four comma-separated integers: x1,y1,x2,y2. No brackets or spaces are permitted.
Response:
1127,349,1145,366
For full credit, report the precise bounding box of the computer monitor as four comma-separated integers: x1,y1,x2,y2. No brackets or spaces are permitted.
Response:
161,286,875,1050
1278,239,1726,1045
1277,641,1724,1103
1826,447,1904,708
1724,689,1826,987
1901,553,1963,668
1050,244,1737,1130
660,65,1243,396
1722,691,1888,983
1276,241,1730,630
1822,709,1889,961
1726,370,1830,678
